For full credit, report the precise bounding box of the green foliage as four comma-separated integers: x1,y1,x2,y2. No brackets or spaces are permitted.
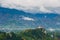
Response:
0,28,59,40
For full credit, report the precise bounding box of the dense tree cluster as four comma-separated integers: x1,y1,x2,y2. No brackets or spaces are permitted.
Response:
0,28,58,40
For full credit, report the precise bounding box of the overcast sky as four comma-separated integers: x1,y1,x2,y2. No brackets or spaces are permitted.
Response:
0,0,60,13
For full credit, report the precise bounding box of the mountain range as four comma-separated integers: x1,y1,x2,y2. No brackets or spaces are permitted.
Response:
0,7,60,31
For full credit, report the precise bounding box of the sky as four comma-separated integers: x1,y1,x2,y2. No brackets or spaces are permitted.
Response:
0,0,60,13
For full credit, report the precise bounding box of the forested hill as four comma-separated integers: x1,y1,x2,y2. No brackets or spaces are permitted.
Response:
0,28,58,40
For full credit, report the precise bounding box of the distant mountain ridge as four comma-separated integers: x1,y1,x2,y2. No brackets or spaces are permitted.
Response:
0,7,60,31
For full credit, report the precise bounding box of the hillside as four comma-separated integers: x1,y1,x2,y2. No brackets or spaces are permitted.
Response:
19,28,51,40
0,28,58,40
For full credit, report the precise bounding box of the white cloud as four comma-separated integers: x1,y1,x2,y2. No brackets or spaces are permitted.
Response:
39,6,52,13
22,16,34,21
48,28,55,32
0,0,60,13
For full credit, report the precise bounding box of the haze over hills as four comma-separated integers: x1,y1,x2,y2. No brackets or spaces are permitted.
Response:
0,7,60,31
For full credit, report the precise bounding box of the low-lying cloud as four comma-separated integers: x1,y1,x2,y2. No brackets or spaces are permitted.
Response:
22,16,34,21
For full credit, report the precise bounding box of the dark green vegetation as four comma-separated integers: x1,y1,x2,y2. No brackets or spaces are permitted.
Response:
0,28,59,40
